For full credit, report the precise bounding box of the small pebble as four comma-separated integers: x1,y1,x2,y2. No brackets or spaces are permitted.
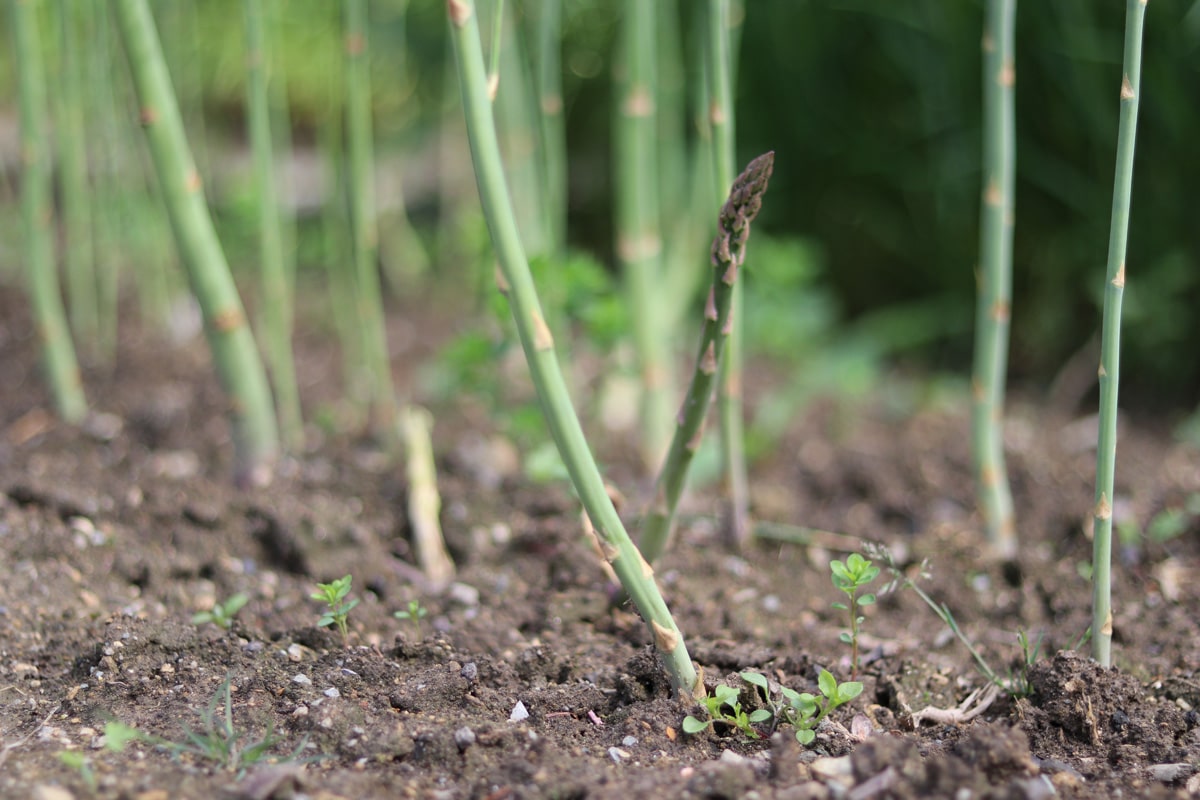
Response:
509,701,529,722
292,674,312,686
1147,763,1193,783
608,747,630,763
460,662,478,683
622,736,638,747
323,687,340,698
454,726,476,750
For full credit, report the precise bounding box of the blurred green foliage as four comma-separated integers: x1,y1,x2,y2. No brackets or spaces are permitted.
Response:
3,0,1199,408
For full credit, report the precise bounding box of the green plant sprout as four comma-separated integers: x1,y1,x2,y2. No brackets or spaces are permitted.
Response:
869,542,1041,697
311,575,359,645
155,679,301,776
682,681,772,739
779,669,863,746
830,552,879,680
57,722,139,792
191,592,249,630
1091,0,1147,669
739,669,863,746
393,599,428,638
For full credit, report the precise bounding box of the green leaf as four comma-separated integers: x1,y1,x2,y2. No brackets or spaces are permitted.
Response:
103,722,142,752
817,669,838,699
741,671,769,692
796,728,816,745
682,715,710,734
859,594,876,606
748,709,773,723
839,632,852,644
831,601,848,611
837,681,864,703
830,560,850,581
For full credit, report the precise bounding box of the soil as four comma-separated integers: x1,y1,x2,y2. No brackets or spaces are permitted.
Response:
1,281,1198,800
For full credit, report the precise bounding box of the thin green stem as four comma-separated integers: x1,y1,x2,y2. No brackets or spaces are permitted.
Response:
344,0,396,430
639,153,774,566
971,0,1017,559
11,0,87,423
707,0,750,547
534,0,566,257
617,0,673,470
55,0,100,360
1092,0,1147,668
448,0,698,700
112,0,278,484
244,0,303,452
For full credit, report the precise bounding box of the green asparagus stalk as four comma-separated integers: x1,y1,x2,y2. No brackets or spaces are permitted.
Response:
639,152,775,566
533,0,566,258
448,0,699,700
376,0,431,291
112,0,278,484
971,0,1017,559
55,0,100,360
84,0,120,363
244,0,303,451
11,0,87,423
706,0,751,547
617,0,673,470
344,0,397,430
1092,0,1147,668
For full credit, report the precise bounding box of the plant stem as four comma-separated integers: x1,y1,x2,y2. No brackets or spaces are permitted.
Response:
344,0,396,430
639,153,775,565
706,0,750,547
1092,0,1147,669
11,0,87,423
533,0,566,258
244,0,303,452
617,0,673,470
112,0,278,484
55,0,100,361
448,0,699,700
971,0,1017,560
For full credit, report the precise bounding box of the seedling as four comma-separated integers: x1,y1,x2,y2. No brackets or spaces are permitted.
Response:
157,679,300,775
191,592,249,630
682,681,772,739
781,669,863,746
311,575,359,646
830,552,879,680
393,599,428,639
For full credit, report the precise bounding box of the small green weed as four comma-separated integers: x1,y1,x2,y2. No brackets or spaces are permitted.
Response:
157,678,301,775
743,669,863,745
682,682,772,739
867,542,1041,698
684,670,863,746
830,552,879,679
191,593,249,630
311,575,359,646
393,599,428,638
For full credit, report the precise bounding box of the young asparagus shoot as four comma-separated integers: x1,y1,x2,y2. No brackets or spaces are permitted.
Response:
830,553,880,680
682,681,772,739
311,575,359,646
111,0,278,484
1091,0,1148,669
639,151,776,565
971,0,1017,559
394,599,429,639
11,0,88,423
191,593,250,630
448,0,699,699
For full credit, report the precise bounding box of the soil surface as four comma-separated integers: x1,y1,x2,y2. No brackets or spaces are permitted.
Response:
1,282,1198,800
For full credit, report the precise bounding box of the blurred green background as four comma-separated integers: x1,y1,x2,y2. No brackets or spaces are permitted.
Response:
2,0,1198,412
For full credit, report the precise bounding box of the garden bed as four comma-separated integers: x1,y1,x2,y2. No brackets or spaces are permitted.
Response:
1,284,1197,799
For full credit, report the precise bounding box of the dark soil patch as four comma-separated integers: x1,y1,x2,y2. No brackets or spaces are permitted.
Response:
1,283,1198,799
